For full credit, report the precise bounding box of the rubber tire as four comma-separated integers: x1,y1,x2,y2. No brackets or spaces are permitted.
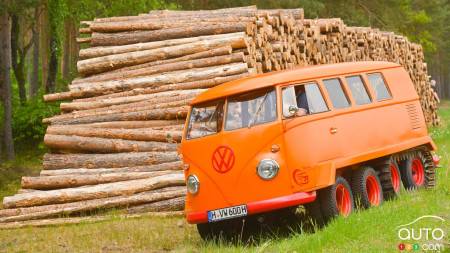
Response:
377,158,402,200
319,176,354,222
400,152,428,190
351,166,384,209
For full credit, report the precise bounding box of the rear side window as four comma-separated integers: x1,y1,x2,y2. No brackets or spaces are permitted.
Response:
367,73,392,101
282,82,328,117
323,78,350,109
346,76,371,105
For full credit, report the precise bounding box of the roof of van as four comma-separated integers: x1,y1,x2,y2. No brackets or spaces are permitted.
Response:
191,61,401,104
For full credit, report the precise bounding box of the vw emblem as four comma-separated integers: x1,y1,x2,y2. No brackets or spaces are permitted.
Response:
212,146,235,173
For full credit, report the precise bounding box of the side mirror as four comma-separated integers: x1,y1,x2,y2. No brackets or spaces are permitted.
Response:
287,105,299,117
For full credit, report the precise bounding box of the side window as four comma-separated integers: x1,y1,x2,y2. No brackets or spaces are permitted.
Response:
323,78,350,109
346,75,371,105
282,82,328,117
367,73,392,101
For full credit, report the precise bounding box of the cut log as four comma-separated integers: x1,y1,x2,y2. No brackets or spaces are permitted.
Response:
74,53,245,87
127,196,185,214
78,32,242,59
2,173,185,208
74,72,251,102
0,187,185,222
47,106,188,125
71,63,249,97
77,35,248,75
44,134,178,153
67,121,183,129
43,152,180,170
47,126,182,143
0,211,184,229
40,161,183,176
60,89,202,112
89,23,251,47
44,99,190,125
22,170,180,190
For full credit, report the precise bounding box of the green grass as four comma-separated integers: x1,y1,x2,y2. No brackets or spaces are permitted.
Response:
0,102,449,253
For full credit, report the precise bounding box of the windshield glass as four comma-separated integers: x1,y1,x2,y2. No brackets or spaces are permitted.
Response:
225,88,277,130
186,100,224,140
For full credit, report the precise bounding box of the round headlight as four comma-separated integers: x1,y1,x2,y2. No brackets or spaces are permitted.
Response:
187,175,200,195
257,159,279,180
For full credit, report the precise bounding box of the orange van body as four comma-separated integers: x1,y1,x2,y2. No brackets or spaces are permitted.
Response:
179,61,436,224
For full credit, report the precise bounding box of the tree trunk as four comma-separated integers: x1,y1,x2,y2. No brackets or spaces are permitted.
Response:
127,196,184,214
46,125,182,142
89,23,251,46
71,63,248,98
78,32,242,59
45,35,57,93
77,35,247,75
0,187,185,222
61,19,71,80
44,134,178,153
30,5,40,98
40,161,183,176
0,211,184,229
64,120,183,129
22,170,179,190
2,173,184,208
0,9,15,160
10,14,27,104
43,152,180,170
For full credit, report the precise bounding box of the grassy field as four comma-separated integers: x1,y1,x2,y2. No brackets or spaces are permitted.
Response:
0,102,449,253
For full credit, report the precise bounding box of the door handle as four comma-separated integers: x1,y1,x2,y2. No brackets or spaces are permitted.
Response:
330,127,338,134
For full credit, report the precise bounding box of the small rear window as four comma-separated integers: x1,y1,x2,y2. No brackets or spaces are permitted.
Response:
323,78,350,109
346,76,371,105
367,73,392,101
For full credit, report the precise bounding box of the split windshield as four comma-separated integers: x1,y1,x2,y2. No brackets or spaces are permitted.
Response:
186,88,277,139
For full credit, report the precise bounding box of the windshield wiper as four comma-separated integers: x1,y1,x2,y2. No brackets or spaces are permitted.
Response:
248,92,269,128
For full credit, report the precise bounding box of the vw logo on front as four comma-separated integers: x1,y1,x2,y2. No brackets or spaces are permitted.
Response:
212,146,235,173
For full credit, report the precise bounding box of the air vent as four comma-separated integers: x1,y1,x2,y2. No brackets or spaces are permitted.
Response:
405,103,421,130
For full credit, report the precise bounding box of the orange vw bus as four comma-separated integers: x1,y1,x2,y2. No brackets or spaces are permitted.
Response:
179,61,438,240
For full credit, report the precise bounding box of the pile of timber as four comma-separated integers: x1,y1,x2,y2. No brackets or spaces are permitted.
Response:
0,6,439,228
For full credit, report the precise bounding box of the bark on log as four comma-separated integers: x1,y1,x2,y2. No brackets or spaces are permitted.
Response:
40,161,183,176
66,121,183,129
0,187,185,222
71,63,248,97
47,126,182,143
44,99,190,125
44,134,178,153
60,89,202,112
74,53,245,87
127,196,184,214
79,33,241,59
47,106,188,125
22,170,180,190
43,152,180,170
78,35,248,75
74,72,250,102
76,46,233,85
2,173,185,208
0,211,184,229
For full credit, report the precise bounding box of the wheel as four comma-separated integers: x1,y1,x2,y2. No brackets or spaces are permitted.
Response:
377,158,402,200
351,166,383,209
400,150,435,190
319,176,354,222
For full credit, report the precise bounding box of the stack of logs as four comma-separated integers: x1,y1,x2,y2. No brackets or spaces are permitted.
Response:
0,6,439,227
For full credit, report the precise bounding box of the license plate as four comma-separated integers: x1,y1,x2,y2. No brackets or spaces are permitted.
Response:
207,204,248,222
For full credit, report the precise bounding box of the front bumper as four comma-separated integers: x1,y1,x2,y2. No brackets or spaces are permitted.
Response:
186,191,316,224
